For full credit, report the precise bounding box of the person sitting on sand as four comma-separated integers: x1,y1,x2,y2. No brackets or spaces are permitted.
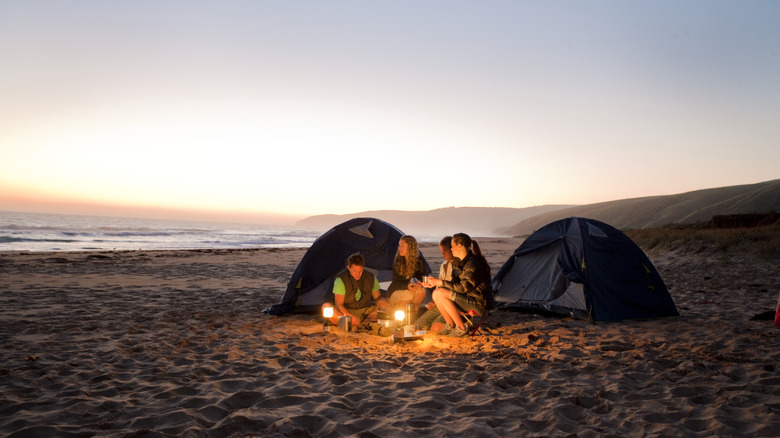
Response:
330,252,388,325
415,236,457,330
387,235,427,312
427,233,493,337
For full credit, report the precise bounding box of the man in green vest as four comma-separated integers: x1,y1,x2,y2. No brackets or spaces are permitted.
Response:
332,252,388,324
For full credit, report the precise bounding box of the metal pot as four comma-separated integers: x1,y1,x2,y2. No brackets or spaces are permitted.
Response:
377,318,394,328
376,311,394,328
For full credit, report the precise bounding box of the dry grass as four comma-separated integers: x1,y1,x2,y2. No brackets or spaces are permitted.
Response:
624,223,780,260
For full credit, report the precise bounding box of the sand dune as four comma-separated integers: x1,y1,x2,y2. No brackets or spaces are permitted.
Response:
1,241,779,437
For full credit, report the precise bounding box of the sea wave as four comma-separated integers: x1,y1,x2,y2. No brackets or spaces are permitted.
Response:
0,211,319,252
0,235,79,244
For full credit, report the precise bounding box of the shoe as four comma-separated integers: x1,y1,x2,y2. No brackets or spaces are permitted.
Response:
448,326,469,338
438,324,454,336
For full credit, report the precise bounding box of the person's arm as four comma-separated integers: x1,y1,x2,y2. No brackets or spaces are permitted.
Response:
409,260,425,290
435,275,456,289
414,260,426,281
453,258,481,295
371,278,389,310
333,293,347,315
333,278,351,318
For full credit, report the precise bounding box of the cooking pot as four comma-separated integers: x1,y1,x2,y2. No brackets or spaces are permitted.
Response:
376,311,393,326
378,312,394,325
376,318,394,328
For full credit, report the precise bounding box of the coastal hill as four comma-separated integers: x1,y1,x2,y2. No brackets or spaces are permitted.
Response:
498,179,780,236
295,205,574,237
296,179,780,237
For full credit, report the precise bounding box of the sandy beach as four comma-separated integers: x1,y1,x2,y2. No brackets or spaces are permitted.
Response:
1,238,778,437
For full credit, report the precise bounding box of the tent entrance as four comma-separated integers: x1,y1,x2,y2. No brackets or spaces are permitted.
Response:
495,242,588,318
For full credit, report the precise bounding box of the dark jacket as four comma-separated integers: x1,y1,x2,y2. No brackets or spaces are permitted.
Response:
443,252,493,310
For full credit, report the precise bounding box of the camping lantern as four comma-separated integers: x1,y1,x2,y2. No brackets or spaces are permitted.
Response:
321,305,334,333
394,310,405,324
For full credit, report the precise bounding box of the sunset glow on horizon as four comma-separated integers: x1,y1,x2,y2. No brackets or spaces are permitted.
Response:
2,1,779,225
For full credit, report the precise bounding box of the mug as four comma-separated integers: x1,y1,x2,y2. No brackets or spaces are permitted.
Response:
338,315,352,332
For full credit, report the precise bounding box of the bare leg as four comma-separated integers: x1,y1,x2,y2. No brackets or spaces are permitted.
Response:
431,288,451,325
391,288,425,313
432,288,465,330
390,289,415,311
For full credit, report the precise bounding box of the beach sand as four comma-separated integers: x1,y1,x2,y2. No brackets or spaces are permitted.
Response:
1,239,779,437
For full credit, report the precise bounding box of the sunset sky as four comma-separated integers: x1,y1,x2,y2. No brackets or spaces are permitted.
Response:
1,1,778,225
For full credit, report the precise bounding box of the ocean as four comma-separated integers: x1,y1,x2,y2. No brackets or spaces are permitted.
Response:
0,211,320,252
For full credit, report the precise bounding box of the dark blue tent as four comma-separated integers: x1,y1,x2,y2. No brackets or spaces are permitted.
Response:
263,217,430,316
491,217,678,322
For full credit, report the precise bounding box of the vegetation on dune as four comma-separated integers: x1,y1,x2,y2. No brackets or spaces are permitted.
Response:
624,223,780,261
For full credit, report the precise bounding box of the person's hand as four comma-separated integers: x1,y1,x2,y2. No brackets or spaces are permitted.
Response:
425,302,436,310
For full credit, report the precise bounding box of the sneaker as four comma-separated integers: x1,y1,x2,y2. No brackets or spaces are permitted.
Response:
438,324,454,336
448,326,469,338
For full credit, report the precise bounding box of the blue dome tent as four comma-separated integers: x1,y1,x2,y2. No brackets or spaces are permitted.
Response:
264,217,430,316
492,217,678,322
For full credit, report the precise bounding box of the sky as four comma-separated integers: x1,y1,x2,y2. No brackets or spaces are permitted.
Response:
1,0,779,225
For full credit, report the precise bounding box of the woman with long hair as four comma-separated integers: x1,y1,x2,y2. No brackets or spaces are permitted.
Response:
387,235,426,311
427,233,493,337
